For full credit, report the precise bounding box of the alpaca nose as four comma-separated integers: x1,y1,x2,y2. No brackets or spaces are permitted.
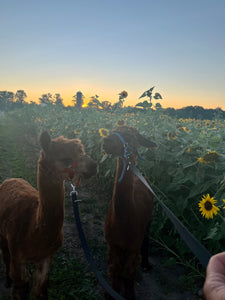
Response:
102,137,114,153
84,159,97,178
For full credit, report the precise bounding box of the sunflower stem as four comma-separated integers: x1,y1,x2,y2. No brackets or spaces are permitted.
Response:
217,212,225,223
191,208,202,225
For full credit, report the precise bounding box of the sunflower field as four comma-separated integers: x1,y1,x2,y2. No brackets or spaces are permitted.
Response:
1,103,225,273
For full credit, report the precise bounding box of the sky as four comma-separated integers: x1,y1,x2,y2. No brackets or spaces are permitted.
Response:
1,0,225,109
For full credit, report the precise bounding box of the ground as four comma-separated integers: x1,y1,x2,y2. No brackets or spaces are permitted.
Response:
0,115,205,299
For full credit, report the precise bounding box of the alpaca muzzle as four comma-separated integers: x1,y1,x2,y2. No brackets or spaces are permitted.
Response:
61,161,78,179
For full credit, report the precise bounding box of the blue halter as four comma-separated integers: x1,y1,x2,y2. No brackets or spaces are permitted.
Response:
112,132,144,182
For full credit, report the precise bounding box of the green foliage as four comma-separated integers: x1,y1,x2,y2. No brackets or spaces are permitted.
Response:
1,104,225,285
136,86,163,110
0,114,37,185
48,249,97,300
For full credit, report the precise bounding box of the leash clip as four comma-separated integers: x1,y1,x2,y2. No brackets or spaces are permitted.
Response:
127,161,131,171
70,183,81,202
70,183,77,195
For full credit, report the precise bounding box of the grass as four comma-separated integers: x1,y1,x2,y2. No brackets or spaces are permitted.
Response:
0,116,37,186
48,248,98,300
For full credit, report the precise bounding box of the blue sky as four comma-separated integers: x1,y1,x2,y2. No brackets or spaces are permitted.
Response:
1,0,225,108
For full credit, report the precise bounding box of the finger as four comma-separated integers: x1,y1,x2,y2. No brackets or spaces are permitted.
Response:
207,252,225,276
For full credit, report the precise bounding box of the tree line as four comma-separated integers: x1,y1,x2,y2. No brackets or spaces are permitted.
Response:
0,89,224,120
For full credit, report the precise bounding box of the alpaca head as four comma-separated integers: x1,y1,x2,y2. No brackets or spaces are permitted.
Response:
40,131,97,179
102,125,157,158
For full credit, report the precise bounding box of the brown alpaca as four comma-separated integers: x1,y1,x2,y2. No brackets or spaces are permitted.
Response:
0,131,97,300
103,126,156,300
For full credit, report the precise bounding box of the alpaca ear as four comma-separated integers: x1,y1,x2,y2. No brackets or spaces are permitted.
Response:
40,131,51,152
137,133,157,148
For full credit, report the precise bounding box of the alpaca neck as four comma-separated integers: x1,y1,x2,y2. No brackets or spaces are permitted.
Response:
37,158,65,236
113,157,136,218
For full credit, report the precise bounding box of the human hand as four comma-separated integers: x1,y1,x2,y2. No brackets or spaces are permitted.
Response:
204,252,225,300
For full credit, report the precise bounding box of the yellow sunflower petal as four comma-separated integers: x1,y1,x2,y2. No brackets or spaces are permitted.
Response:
198,194,220,219
116,120,126,127
99,128,109,138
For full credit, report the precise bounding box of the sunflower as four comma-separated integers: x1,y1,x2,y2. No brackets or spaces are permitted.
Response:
119,91,128,99
178,127,190,133
198,194,220,219
223,199,225,209
167,132,177,140
197,157,207,163
74,129,80,135
99,128,109,138
197,151,220,164
202,151,220,163
116,120,126,127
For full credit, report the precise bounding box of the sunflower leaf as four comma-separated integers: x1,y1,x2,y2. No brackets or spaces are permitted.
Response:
203,227,218,240
100,153,108,163
154,93,163,100
138,91,147,99
104,169,111,177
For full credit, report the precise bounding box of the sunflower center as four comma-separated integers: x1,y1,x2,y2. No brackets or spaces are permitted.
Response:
204,201,213,211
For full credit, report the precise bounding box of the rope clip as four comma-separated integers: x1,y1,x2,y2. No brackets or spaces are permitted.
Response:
127,161,131,171
70,183,82,203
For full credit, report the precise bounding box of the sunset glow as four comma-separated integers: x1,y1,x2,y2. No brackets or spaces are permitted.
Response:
1,1,225,110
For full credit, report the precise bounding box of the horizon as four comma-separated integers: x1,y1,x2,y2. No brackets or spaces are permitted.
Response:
2,88,225,110
1,1,225,110
2,88,225,111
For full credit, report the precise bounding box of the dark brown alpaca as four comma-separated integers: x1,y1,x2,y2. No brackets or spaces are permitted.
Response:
103,126,156,300
0,131,97,300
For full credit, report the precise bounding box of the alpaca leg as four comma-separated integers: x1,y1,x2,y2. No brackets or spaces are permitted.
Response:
0,237,12,288
122,253,140,300
33,256,52,300
124,277,136,300
10,259,30,300
105,247,123,299
1,245,12,288
141,222,152,271
106,248,138,300
105,267,123,300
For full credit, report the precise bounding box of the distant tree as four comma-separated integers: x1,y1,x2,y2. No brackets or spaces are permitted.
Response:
165,105,225,120
15,90,27,104
30,101,37,106
0,91,14,110
164,107,176,117
88,95,101,109
72,91,84,109
54,93,64,106
39,93,53,105
214,107,223,119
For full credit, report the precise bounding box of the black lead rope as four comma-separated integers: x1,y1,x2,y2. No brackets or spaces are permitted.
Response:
70,158,212,299
71,186,125,300
130,164,212,268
